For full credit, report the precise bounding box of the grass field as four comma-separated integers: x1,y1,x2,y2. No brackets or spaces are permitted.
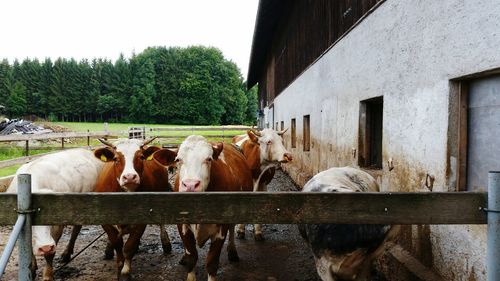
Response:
0,122,250,177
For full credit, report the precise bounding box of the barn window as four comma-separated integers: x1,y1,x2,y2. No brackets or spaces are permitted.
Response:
358,97,383,169
291,118,297,148
303,115,310,151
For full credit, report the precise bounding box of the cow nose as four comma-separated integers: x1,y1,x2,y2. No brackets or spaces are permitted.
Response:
182,179,201,192
122,173,138,183
283,153,293,162
37,245,55,255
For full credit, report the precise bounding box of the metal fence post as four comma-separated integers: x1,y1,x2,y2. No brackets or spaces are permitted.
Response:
17,174,33,281
488,171,500,281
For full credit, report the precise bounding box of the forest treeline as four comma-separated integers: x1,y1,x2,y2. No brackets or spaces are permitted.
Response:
0,46,258,125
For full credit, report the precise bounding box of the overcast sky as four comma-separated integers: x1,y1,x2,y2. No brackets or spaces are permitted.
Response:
0,0,259,78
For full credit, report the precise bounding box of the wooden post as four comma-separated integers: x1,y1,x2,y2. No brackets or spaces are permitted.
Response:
24,141,29,157
87,130,90,147
61,138,64,149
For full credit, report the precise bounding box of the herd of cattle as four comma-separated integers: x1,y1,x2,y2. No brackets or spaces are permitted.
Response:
6,128,399,281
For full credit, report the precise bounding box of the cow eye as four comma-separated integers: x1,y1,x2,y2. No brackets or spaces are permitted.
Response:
175,158,182,163
206,157,212,162
267,140,272,145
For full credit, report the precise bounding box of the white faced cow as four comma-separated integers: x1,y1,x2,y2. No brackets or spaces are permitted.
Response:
6,148,105,281
92,138,175,281
232,128,292,240
298,167,400,281
152,135,254,281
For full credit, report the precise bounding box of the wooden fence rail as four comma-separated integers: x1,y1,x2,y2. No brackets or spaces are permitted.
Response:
0,131,118,142
0,192,487,225
0,131,118,168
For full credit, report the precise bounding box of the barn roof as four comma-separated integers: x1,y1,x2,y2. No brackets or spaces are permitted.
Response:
247,0,286,89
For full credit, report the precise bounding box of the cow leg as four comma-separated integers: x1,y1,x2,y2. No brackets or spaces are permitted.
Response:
177,224,198,281
104,239,115,260
226,225,239,262
42,225,64,281
42,252,56,281
253,224,265,241
60,225,82,262
353,258,373,281
206,225,229,281
159,224,172,255
118,224,146,281
236,224,246,239
102,225,125,278
31,254,38,279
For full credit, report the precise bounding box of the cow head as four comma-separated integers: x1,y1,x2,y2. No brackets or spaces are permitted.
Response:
173,135,223,192
93,138,159,192
248,128,293,164
32,225,56,256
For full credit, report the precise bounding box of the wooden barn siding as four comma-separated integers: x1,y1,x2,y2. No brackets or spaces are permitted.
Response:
258,0,382,107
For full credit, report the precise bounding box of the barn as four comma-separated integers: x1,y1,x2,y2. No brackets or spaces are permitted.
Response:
247,0,500,280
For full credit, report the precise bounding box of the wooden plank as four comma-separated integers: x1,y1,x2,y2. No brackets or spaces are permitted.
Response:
0,192,486,225
388,243,444,281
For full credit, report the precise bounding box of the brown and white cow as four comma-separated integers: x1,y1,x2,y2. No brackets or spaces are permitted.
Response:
232,128,292,240
298,167,400,281
6,148,105,281
153,135,253,281
93,138,177,281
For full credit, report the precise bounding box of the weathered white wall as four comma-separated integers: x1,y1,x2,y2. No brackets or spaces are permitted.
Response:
268,0,500,280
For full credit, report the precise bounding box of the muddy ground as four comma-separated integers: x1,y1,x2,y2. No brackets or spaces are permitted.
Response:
0,169,389,281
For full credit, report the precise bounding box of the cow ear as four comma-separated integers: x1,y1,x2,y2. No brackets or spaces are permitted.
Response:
247,130,259,143
143,146,160,161
212,142,223,160
94,147,115,162
152,149,177,166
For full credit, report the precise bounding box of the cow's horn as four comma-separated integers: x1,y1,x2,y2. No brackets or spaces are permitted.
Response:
98,138,115,148
250,128,262,137
142,137,157,147
278,128,289,136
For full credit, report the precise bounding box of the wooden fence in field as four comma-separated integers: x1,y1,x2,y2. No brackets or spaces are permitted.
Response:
0,131,118,169
0,126,251,169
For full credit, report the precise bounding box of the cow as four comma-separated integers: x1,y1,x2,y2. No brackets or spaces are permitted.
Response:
298,166,400,281
232,128,292,240
92,138,177,281
6,148,105,281
152,135,254,281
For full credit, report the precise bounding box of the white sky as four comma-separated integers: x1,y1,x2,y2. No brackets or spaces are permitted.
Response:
0,0,259,78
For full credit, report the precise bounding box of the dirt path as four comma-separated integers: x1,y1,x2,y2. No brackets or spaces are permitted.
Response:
0,169,322,281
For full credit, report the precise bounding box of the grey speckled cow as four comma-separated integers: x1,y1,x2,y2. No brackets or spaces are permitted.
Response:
298,166,399,281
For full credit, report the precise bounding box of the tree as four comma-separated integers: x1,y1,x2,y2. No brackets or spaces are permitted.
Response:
129,57,155,122
0,45,252,125
0,59,12,110
5,81,27,118
244,84,258,125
